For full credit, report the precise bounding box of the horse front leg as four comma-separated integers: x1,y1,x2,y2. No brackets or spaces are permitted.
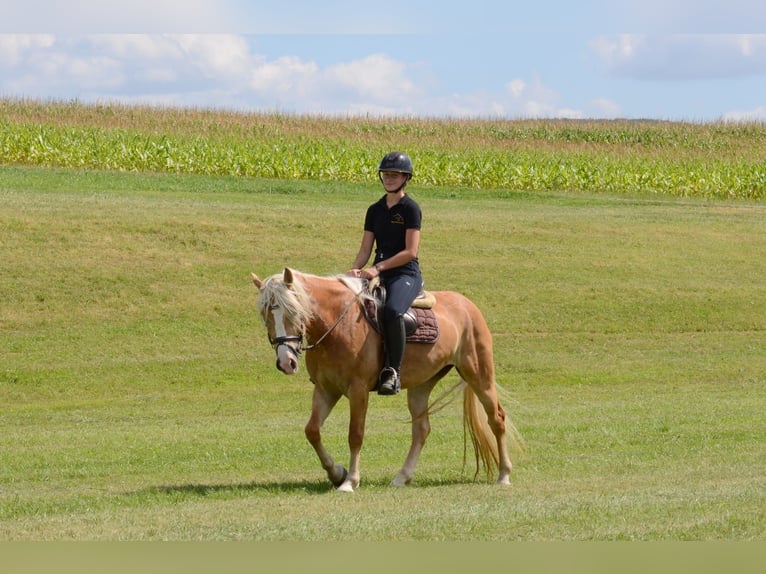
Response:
305,386,347,488
336,381,370,492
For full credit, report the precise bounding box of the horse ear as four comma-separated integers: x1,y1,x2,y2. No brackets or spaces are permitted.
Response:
283,267,294,287
251,273,263,289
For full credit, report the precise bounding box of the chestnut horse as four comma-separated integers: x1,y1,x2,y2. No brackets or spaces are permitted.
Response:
251,267,519,492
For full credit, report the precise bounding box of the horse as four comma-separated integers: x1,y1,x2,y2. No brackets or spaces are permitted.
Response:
250,267,521,492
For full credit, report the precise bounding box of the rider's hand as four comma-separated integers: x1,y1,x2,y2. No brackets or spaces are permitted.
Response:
359,266,380,280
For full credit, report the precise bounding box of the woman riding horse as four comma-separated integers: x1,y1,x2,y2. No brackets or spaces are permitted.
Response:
348,151,422,396
251,268,521,492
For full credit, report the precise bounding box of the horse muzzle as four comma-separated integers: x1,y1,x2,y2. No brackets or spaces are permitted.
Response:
271,335,302,374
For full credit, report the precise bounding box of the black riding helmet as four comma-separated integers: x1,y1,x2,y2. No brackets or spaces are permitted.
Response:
378,151,413,180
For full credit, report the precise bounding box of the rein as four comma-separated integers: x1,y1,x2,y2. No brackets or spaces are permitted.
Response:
271,282,366,354
302,286,364,351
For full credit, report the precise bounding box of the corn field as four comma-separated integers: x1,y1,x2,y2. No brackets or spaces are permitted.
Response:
1,97,765,199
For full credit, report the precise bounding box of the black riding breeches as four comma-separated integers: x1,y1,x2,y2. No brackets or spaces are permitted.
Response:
381,273,422,323
380,273,422,372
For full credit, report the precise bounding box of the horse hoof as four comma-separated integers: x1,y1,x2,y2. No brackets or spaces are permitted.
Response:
335,481,355,493
330,466,348,488
391,474,411,487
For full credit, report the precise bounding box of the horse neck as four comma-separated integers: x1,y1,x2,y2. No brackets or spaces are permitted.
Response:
302,275,352,341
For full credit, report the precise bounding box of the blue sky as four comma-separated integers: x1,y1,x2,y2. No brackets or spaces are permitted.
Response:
2,1,766,120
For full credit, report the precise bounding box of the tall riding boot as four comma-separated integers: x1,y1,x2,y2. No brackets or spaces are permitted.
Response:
379,315,405,395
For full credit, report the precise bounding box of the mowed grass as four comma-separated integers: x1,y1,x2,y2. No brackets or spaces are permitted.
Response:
1,166,765,540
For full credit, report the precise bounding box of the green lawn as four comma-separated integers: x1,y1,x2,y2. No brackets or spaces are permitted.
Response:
1,166,764,540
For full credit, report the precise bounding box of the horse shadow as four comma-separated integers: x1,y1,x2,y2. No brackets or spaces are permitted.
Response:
136,475,480,498
141,479,333,497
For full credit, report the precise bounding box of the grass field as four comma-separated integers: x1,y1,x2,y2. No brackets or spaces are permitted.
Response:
1,160,764,540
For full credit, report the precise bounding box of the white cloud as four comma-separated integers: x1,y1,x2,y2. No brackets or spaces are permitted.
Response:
87,35,185,61
590,34,766,80
170,35,253,80
723,106,766,121
249,56,319,101
589,98,622,118
506,79,526,98
66,56,125,90
1,36,127,94
589,35,641,63
500,74,578,118
412,74,593,120
0,34,55,65
523,100,556,118
325,54,418,103
0,35,427,115
0,33,607,119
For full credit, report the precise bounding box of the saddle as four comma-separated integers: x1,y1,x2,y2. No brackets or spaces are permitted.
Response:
363,280,439,344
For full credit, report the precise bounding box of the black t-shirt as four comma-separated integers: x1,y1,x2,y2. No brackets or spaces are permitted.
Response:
364,194,422,277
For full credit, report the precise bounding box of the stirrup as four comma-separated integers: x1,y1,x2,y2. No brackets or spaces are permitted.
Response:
377,367,400,396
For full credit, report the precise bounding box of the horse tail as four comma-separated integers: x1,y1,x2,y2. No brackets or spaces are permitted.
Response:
462,384,500,481
462,382,526,481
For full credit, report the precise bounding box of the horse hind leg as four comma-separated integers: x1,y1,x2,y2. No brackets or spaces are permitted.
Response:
456,348,514,485
466,383,514,485
392,377,441,486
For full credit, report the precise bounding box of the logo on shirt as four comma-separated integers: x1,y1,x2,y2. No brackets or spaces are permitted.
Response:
390,213,405,225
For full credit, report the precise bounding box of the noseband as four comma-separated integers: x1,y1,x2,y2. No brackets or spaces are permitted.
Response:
269,333,303,373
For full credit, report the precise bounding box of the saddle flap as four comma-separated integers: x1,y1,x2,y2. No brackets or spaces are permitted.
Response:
363,284,439,344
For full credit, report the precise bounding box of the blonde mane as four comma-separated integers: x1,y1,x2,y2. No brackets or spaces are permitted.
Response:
336,275,376,304
256,273,314,329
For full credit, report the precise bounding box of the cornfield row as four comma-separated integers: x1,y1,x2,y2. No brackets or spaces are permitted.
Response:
1,98,765,199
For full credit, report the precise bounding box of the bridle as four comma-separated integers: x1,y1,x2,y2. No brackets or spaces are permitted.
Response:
268,284,365,371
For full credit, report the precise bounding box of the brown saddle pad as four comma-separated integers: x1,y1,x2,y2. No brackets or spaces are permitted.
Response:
363,298,439,344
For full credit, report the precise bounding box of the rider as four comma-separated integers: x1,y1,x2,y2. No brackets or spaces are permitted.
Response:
348,151,423,395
